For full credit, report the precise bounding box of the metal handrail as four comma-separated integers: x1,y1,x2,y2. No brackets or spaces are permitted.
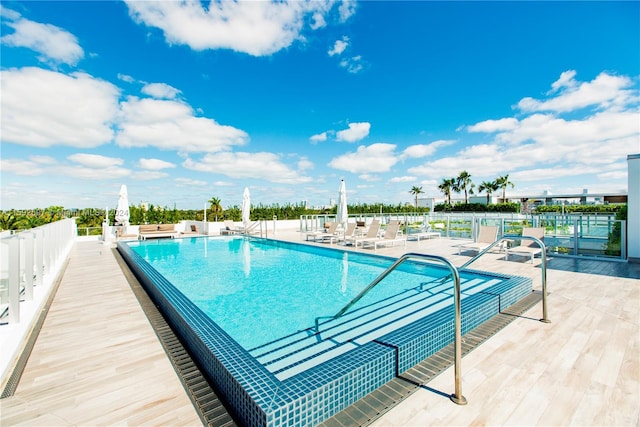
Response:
459,235,550,323
314,252,467,405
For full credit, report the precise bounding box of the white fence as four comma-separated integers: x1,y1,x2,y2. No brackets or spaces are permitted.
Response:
1,218,76,324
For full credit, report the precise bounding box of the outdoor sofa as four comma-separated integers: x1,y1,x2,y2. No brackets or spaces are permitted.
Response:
139,224,178,240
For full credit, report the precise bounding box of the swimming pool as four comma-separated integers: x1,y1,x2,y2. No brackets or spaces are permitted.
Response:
118,236,532,427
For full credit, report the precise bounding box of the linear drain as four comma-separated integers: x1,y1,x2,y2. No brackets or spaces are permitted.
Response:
319,291,543,427
114,249,238,427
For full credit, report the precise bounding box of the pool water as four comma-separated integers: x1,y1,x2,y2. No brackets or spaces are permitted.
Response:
128,236,447,349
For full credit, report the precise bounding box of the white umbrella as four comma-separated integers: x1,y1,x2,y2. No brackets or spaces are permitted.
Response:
242,187,251,228
336,179,348,226
115,184,130,229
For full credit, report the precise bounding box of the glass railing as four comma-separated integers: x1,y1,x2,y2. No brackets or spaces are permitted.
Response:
299,213,627,261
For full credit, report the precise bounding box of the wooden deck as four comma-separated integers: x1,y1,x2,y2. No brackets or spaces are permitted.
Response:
0,241,203,426
1,234,639,426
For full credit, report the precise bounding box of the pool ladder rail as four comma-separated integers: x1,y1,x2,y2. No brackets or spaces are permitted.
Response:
314,236,549,407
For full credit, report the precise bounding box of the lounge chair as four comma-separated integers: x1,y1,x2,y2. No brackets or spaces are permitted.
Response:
345,219,380,247
457,225,498,255
406,223,441,241
506,227,545,263
338,222,357,244
360,220,407,250
180,224,199,237
116,226,138,240
306,221,340,243
221,220,243,235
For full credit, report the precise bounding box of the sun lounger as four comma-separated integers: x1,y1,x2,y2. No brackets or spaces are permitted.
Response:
180,224,200,237
457,225,498,255
337,222,357,244
306,221,340,243
116,226,138,240
221,220,243,235
360,220,407,250
506,227,545,263
139,224,178,240
345,219,380,247
406,223,441,241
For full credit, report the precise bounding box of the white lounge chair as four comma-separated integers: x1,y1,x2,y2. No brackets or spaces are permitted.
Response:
338,222,357,244
360,220,407,250
345,219,381,247
221,220,243,235
406,223,441,241
457,225,498,255
506,227,545,263
306,221,340,243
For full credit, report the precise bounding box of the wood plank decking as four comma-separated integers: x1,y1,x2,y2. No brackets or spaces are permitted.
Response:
1,241,203,426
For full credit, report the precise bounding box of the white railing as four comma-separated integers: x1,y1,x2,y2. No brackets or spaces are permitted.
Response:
1,218,76,324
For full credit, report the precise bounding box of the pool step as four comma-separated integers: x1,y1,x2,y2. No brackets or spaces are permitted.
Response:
249,275,504,381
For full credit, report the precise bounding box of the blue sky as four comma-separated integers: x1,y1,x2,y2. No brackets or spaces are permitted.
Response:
1,1,638,210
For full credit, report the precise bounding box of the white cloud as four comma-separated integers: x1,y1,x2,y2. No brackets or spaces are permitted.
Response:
116,97,248,152
517,71,637,113
138,158,176,170
68,153,124,168
183,152,312,184
297,157,314,170
118,73,136,83
1,67,120,148
468,118,518,133
310,132,328,143
358,174,381,182
338,0,357,22
175,177,208,186
339,55,366,74
402,140,455,159
328,143,398,173
141,82,181,99
389,176,416,183
56,164,131,180
0,158,46,176
132,171,169,180
328,37,349,56
310,12,327,30
28,155,57,165
125,1,345,56
549,70,577,93
412,71,639,187
336,122,370,142
1,10,84,65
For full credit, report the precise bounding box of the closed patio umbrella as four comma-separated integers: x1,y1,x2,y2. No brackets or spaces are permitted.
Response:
242,187,251,228
115,184,130,230
337,179,348,227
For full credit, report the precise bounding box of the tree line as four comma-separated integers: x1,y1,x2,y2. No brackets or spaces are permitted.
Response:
1,201,430,231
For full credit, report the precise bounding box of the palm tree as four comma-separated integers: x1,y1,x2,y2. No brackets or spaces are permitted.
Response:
409,186,424,209
496,174,515,203
208,196,223,221
456,170,474,203
478,180,499,204
438,178,456,204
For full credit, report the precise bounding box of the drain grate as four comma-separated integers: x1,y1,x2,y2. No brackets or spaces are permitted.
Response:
114,249,237,427
318,291,543,427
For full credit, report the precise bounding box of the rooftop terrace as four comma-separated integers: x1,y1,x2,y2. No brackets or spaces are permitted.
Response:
1,230,639,426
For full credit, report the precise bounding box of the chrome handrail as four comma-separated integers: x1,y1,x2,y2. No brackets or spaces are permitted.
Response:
314,252,467,405
459,235,550,323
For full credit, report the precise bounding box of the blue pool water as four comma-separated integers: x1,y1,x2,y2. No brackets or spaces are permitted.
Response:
127,236,448,349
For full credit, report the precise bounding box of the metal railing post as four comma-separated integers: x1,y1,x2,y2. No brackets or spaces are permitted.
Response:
318,252,467,405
